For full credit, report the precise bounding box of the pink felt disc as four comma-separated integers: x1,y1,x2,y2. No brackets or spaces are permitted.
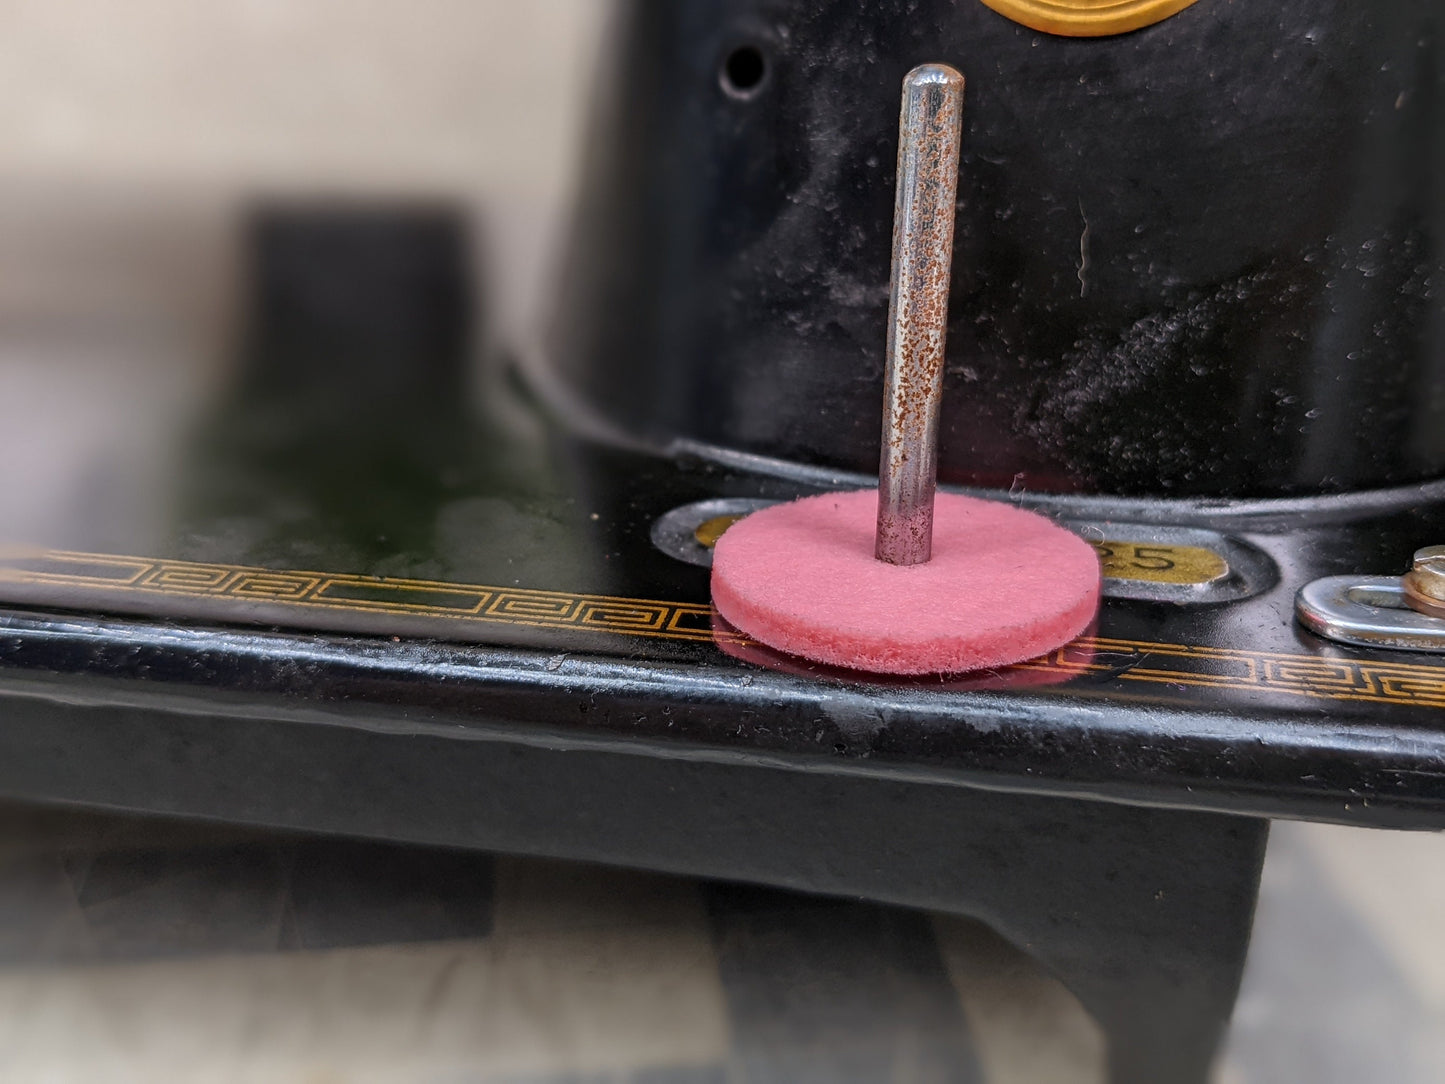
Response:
711,489,1101,675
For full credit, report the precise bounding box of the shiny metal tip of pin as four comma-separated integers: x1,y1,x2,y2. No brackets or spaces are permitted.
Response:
875,63,965,567
905,63,966,87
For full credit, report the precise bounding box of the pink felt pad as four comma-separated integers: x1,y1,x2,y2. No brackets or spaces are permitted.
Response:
711,489,1101,675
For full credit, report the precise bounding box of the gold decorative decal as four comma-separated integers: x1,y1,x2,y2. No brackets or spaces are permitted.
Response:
0,549,1442,709
0,549,725,644
1020,638,1445,710
1092,541,1227,585
977,0,1199,37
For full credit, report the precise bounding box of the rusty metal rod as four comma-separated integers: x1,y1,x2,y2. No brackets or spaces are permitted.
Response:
876,63,964,566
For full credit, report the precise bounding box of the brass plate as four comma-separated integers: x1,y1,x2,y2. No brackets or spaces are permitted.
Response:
695,514,745,549
977,0,1200,37
1092,540,1228,585
697,515,1231,589
675,503,1241,591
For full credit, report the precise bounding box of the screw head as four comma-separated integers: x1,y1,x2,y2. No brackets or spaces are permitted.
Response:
1404,545,1445,614
1412,545,1445,568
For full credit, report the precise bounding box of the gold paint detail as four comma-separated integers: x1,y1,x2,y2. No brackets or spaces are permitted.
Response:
1,549,1443,709
1013,637,1445,709
0,549,726,645
1091,541,1228,585
694,514,745,550
976,0,1200,37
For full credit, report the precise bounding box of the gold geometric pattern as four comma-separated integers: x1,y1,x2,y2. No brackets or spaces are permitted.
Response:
0,549,721,645
1018,637,1445,709
1,549,1443,709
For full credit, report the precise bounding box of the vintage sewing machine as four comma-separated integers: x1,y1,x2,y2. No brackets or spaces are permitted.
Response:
0,3,1439,1081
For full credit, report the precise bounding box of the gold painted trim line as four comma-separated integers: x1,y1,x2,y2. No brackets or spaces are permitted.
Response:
977,0,1200,37
1026,638,1445,710
0,549,726,645
0,550,1443,709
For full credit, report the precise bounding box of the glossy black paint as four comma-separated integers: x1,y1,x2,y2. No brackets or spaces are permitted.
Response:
554,0,1445,497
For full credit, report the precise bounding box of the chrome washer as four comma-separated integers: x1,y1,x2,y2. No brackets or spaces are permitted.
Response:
650,498,777,567
1296,575,1445,653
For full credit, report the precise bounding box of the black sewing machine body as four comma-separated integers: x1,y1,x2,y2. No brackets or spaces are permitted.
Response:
557,0,1444,498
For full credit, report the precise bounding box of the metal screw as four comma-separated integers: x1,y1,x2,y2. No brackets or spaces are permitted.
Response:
875,63,965,567
1402,545,1445,618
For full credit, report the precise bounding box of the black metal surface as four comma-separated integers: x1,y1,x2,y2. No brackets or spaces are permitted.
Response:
553,0,1444,498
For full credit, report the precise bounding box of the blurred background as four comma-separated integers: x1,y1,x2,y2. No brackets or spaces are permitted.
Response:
0,804,1440,1082
0,3,1438,1081
0,0,604,555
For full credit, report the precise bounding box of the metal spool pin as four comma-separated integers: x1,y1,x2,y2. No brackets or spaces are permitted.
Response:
876,64,966,567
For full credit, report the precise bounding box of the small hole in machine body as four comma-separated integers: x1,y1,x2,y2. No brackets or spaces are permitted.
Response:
721,45,768,97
